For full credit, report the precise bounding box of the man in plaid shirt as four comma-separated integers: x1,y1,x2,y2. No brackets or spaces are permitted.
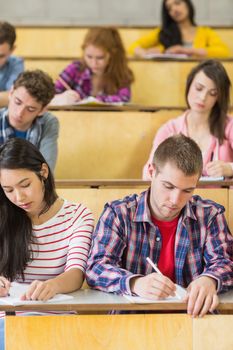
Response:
86,135,233,317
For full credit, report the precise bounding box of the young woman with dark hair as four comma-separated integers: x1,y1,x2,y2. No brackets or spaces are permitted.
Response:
129,0,229,58
143,59,233,179
0,138,94,349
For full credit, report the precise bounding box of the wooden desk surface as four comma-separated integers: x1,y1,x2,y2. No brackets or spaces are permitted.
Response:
1,288,233,313
49,104,184,112
55,179,233,188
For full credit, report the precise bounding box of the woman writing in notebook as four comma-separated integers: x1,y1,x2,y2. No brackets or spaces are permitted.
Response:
143,59,233,180
0,138,94,348
52,27,134,105
129,0,230,58
0,138,93,297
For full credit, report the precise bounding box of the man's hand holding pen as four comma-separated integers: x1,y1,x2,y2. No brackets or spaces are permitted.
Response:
0,277,10,297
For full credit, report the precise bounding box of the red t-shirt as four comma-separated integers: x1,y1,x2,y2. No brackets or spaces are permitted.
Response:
151,215,179,282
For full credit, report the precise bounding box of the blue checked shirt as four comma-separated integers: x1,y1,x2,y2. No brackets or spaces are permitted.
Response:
86,190,233,295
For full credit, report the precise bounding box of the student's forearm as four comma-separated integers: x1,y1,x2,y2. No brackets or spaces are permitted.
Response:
51,268,84,293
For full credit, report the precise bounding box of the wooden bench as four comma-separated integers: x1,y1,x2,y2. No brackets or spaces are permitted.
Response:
15,26,233,58
5,312,233,350
53,109,184,179
25,59,233,106
55,185,230,231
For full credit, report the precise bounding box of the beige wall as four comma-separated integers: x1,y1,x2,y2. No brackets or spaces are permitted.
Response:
0,0,232,26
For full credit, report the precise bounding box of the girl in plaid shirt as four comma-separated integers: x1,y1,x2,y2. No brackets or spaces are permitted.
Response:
52,27,134,105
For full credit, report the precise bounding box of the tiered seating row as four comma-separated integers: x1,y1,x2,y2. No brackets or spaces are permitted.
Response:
54,109,184,179
15,27,233,58
25,60,233,106
56,184,232,232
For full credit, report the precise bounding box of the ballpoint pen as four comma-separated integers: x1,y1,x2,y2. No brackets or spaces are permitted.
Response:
146,257,182,300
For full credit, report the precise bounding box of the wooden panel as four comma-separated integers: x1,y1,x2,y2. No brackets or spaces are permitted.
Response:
130,61,185,106
25,59,233,107
194,188,229,222
56,187,229,225
16,28,88,58
6,314,192,350
193,315,233,350
56,188,99,217
215,29,233,56
130,60,233,106
15,27,233,58
25,59,70,81
57,187,148,219
54,110,181,179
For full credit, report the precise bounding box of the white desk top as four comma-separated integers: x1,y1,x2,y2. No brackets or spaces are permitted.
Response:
1,288,233,313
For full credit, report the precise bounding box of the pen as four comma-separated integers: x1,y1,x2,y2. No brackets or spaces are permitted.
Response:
210,151,214,162
146,257,182,300
58,76,72,91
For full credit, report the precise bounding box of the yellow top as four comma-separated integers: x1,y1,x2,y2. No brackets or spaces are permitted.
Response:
128,26,230,58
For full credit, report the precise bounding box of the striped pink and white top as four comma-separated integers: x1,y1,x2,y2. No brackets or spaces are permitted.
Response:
17,200,94,283
0,199,94,317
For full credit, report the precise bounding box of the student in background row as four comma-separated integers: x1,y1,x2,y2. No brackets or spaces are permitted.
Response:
0,138,94,350
143,60,233,180
129,0,230,58
0,70,59,172
86,135,233,317
0,21,24,107
52,27,134,105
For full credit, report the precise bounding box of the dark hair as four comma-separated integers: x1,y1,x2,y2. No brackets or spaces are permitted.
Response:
0,138,58,280
152,134,203,176
13,70,55,107
0,21,16,48
185,59,231,144
159,0,196,49
81,27,134,94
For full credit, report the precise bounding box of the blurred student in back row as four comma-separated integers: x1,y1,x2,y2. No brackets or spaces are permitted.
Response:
129,0,230,58
0,70,59,172
0,21,24,106
51,27,134,105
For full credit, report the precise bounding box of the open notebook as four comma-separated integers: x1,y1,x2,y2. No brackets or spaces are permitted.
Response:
144,53,188,60
74,96,124,107
200,176,224,181
124,284,187,303
0,282,73,305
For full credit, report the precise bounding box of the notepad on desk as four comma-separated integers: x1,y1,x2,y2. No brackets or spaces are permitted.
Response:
0,282,73,305
144,53,189,60
124,284,187,303
74,96,124,107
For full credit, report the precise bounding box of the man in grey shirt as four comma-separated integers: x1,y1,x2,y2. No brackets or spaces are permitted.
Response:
0,69,59,171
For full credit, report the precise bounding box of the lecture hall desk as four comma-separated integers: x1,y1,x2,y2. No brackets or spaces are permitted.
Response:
15,26,233,58
51,105,233,180
4,178,233,349
4,288,233,350
25,58,233,107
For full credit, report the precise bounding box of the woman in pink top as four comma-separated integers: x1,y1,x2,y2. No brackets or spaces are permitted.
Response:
143,59,232,180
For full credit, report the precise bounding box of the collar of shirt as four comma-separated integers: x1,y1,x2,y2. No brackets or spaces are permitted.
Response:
133,188,198,224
